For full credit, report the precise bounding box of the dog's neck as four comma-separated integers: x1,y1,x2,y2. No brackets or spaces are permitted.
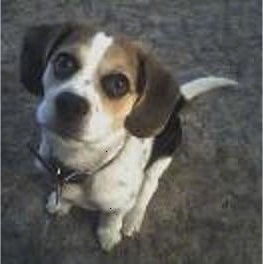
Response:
41,128,128,172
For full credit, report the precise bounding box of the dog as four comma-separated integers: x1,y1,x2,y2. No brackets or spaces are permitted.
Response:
20,22,237,251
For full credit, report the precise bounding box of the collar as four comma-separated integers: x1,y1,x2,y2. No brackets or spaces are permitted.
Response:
27,135,129,204
48,157,89,184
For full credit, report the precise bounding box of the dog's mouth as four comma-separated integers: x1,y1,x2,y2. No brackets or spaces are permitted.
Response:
39,122,85,143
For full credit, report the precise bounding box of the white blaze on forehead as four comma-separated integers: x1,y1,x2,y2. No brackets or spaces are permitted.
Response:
74,31,114,141
83,32,113,78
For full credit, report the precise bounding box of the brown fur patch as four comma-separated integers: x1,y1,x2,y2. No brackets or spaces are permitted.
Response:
95,38,141,129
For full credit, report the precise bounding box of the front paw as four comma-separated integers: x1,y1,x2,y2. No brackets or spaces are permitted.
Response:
46,191,71,216
122,207,145,237
97,226,122,252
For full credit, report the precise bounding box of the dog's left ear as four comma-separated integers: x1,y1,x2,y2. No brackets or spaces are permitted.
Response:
125,44,180,138
20,23,76,96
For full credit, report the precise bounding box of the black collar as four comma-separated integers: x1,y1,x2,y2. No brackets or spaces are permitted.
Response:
27,143,88,183
27,135,128,204
48,157,89,184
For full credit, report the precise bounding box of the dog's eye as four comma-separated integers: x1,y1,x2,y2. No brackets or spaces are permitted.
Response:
101,73,129,98
53,53,79,80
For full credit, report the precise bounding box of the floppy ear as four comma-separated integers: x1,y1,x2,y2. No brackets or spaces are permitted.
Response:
20,23,76,96
125,45,180,138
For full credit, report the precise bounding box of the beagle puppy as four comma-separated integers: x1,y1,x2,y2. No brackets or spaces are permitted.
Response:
20,22,237,251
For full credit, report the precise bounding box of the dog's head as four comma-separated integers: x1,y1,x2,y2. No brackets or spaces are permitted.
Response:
20,23,180,143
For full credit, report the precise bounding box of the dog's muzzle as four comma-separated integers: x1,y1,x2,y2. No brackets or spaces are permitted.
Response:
42,91,90,140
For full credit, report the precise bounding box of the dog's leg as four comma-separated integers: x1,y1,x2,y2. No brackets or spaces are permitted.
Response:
46,184,83,216
97,210,127,251
122,157,172,237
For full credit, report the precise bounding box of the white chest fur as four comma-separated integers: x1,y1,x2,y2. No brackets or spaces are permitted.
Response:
84,136,153,211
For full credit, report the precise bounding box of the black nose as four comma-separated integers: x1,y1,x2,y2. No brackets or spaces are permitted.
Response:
55,92,89,119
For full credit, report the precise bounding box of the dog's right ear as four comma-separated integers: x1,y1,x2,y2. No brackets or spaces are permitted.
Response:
124,43,180,138
20,23,76,96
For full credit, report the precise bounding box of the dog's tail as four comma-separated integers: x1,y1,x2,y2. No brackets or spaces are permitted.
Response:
174,76,238,112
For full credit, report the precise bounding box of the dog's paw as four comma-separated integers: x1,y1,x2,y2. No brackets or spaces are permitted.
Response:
122,207,145,237
97,226,122,252
46,192,71,216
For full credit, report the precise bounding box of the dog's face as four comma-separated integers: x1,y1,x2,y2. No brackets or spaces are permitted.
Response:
38,32,140,142
20,23,180,143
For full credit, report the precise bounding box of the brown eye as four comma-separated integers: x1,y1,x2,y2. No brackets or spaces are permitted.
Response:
53,53,79,80
101,73,129,98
